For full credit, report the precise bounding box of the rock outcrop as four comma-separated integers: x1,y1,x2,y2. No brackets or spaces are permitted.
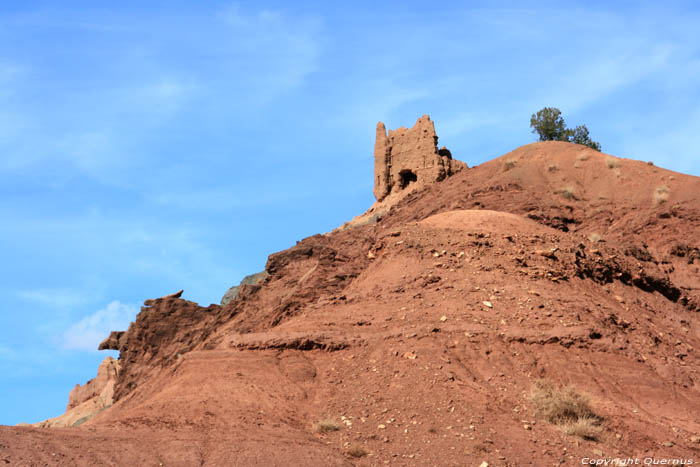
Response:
67,357,119,411
32,357,119,428
221,270,268,305
373,115,467,201
98,291,220,402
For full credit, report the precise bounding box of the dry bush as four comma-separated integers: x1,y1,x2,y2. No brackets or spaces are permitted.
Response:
503,160,517,171
347,446,368,458
315,419,340,433
562,416,603,441
560,186,576,200
605,157,620,169
654,186,670,205
529,380,602,440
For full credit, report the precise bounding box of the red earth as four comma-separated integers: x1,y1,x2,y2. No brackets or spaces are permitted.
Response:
2,141,700,466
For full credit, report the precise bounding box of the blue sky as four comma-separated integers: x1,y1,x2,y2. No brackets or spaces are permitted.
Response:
1,1,699,425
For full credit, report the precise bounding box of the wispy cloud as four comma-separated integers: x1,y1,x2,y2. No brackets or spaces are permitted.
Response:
0,342,64,379
62,301,139,351
217,4,323,103
17,288,89,309
0,5,324,191
536,44,674,114
1,201,241,307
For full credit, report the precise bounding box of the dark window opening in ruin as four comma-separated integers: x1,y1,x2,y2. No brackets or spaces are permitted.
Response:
438,146,452,159
399,170,418,189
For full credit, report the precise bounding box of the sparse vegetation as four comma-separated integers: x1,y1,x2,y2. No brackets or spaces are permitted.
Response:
529,379,603,440
347,446,368,458
605,157,620,169
503,159,517,171
561,416,603,441
71,403,112,427
72,415,91,427
315,419,341,433
530,107,601,151
654,186,670,205
560,186,576,200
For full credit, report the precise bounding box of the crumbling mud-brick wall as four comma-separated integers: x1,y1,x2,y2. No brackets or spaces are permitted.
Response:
373,115,467,202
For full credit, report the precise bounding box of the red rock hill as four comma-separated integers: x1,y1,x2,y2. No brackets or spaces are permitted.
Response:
2,121,700,466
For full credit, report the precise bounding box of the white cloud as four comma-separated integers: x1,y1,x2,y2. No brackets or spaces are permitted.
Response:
62,301,139,351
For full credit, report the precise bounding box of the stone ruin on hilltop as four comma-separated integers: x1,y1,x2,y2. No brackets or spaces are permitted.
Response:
373,115,467,202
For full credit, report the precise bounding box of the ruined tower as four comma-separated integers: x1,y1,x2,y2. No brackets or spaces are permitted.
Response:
373,115,467,202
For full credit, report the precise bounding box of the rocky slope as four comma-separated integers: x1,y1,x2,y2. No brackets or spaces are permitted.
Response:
2,133,700,466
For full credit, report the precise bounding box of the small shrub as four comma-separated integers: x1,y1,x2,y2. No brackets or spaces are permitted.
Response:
562,416,603,441
347,446,368,458
560,186,576,200
529,379,602,440
315,419,341,433
605,157,620,169
578,153,590,162
654,186,670,205
503,160,517,171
